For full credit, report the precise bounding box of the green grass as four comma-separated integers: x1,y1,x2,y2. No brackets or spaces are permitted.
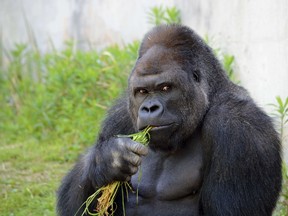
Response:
0,139,71,215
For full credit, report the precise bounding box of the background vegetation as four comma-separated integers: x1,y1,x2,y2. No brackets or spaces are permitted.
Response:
0,6,287,216
0,40,139,215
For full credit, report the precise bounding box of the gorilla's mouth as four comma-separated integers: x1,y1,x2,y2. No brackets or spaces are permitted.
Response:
139,123,174,132
150,123,174,131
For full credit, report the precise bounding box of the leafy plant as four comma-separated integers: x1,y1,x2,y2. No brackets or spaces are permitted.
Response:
270,97,288,144
147,6,181,26
270,96,288,216
222,54,238,83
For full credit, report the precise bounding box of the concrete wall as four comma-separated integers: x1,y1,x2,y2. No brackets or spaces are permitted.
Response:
1,0,287,159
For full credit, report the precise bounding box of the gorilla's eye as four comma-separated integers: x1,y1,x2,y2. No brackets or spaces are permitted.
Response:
137,89,148,95
193,70,200,82
162,85,170,91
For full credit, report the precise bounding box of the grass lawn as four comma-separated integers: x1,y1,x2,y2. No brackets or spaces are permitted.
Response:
0,139,75,215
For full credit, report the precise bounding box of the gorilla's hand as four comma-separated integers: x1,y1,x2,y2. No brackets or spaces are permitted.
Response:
89,137,148,187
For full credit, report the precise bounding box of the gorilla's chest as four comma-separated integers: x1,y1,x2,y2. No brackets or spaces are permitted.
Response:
130,141,203,200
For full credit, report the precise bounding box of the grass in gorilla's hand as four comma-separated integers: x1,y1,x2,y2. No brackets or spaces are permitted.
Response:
76,126,152,216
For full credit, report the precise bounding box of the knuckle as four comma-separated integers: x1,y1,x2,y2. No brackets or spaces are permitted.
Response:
136,144,148,155
134,143,142,151
130,166,138,174
132,156,142,166
116,137,133,151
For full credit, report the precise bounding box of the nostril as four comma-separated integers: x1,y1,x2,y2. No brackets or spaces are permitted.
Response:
150,105,159,112
142,107,150,113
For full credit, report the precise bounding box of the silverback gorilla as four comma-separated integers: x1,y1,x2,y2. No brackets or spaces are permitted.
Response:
57,24,282,216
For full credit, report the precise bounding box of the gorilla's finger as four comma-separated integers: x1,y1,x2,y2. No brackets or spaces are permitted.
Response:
126,141,149,156
129,165,138,175
129,156,142,166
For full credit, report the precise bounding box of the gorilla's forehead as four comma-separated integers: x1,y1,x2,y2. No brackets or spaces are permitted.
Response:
129,64,188,89
129,45,189,88
135,45,179,76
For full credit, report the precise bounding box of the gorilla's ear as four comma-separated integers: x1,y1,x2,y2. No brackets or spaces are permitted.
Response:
192,70,201,82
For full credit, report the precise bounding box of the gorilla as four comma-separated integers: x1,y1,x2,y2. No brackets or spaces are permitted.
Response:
57,24,282,216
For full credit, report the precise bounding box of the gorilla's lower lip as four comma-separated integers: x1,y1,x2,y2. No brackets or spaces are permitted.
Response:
138,123,175,132
149,123,174,131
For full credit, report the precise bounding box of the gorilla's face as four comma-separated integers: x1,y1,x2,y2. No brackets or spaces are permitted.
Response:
128,45,209,151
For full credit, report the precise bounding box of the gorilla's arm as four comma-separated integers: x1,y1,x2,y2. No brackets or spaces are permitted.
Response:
200,94,282,216
57,97,147,216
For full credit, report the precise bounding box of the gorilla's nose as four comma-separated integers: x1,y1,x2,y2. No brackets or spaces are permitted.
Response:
139,100,164,119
